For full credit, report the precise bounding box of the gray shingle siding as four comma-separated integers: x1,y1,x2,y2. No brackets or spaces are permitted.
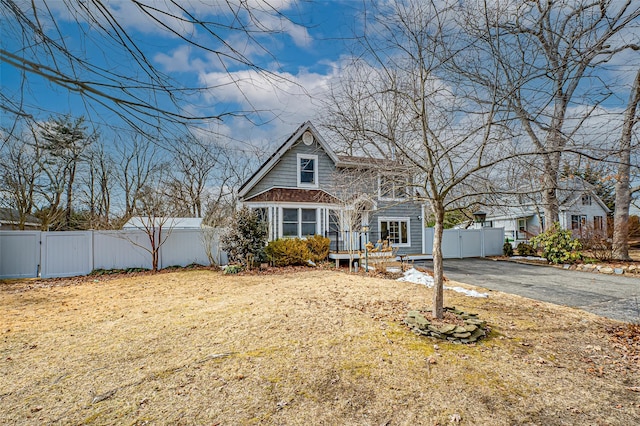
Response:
245,139,337,198
371,200,423,255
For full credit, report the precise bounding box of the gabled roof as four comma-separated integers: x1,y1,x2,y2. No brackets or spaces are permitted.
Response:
238,122,340,198
0,208,41,226
238,122,399,199
482,176,610,220
557,176,611,213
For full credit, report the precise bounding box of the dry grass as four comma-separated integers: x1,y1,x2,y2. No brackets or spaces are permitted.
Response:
1,269,639,425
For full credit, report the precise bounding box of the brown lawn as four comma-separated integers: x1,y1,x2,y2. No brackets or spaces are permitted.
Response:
1,268,639,425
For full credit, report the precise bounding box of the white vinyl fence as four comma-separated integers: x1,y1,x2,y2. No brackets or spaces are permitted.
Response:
422,227,504,259
0,229,227,279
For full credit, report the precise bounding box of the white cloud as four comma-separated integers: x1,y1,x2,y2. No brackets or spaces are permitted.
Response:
45,0,196,37
199,65,337,120
154,45,196,73
192,64,339,152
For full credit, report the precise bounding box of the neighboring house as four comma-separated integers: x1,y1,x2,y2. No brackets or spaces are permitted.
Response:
238,121,425,255
0,208,42,230
122,217,203,229
470,176,611,243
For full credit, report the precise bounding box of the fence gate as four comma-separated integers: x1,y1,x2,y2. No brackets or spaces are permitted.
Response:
0,231,41,278
40,231,93,278
421,227,504,258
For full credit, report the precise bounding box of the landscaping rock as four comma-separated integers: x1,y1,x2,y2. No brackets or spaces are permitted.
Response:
600,267,614,274
439,324,457,334
403,307,489,344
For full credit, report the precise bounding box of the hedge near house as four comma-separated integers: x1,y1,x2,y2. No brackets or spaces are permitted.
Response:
264,235,330,266
264,238,311,266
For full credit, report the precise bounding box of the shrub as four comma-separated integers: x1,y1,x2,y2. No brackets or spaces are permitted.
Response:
516,242,537,257
305,234,330,263
503,241,514,257
530,222,582,264
223,264,243,274
264,238,312,267
220,207,268,268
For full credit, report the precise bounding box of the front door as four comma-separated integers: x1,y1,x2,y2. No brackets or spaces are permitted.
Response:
517,218,526,240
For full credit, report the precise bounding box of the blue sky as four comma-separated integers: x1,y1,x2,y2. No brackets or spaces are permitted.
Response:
1,1,364,152
2,0,639,158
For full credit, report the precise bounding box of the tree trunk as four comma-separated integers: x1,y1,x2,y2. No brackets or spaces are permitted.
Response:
431,201,445,320
151,226,159,272
541,152,561,229
65,162,76,229
612,69,640,260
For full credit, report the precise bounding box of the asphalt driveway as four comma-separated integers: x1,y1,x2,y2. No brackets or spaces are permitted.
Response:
417,258,640,323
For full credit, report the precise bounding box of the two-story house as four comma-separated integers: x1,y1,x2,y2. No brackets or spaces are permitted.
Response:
470,176,611,244
238,121,425,256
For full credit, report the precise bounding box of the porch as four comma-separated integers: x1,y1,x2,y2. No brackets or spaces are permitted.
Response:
327,251,432,270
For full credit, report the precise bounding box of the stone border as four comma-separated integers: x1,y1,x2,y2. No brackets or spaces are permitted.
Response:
497,256,640,277
570,263,639,276
404,307,488,344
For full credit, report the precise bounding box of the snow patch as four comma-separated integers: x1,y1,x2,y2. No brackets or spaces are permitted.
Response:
397,268,488,298
511,256,546,261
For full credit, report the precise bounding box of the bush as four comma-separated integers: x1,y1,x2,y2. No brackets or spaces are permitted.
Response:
305,234,330,263
516,242,537,257
503,241,514,257
220,207,268,268
223,264,243,274
530,222,582,264
264,238,312,267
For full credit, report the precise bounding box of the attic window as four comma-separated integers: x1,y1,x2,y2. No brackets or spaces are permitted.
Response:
379,174,407,200
297,154,318,188
581,194,592,205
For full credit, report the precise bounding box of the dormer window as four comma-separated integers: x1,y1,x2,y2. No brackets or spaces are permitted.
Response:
581,194,592,205
297,154,318,188
379,174,407,200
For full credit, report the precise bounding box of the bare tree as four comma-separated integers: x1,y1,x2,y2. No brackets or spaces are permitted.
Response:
78,142,114,229
460,0,640,228
0,129,41,229
328,166,379,272
113,136,163,226
612,69,640,260
202,147,257,228
164,136,222,218
1,1,307,136
325,0,512,318
128,175,176,272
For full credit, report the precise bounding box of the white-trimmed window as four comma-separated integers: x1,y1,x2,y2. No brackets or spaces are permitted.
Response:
282,207,317,237
594,216,603,231
379,217,410,246
581,194,592,205
301,208,317,236
571,215,586,230
378,174,407,200
297,154,318,188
